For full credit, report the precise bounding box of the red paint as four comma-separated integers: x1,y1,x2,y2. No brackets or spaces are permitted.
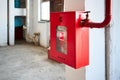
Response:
82,0,111,28
49,11,89,69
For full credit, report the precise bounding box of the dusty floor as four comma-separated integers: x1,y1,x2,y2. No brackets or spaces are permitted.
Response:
0,41,65,80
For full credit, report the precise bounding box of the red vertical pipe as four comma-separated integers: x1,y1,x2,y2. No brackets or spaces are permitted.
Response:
84,0,111,28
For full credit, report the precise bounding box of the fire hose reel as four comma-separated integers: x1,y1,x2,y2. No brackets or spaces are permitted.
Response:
49,12,89,69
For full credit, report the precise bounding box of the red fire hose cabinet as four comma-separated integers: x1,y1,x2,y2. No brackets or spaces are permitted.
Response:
49,11,89,69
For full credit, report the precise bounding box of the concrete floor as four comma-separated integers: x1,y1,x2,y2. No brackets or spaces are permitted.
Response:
0,41,65,80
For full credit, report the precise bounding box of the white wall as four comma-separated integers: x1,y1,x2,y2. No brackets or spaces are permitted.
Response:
64,0,85,11
31,0,50,48
110,0,120,80
0,0,7,46
26,0,34,36
85,0,105,80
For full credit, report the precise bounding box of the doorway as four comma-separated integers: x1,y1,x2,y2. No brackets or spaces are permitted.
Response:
14,0,26,44
14,16,26,44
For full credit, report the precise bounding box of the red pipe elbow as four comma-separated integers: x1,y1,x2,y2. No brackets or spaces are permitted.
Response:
83,0,111,28
86,15,111,28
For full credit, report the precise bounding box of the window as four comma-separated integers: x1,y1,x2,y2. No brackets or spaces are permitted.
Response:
14,0,26,8
38,0,64,21
38,0,50,21
41,1,50,21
